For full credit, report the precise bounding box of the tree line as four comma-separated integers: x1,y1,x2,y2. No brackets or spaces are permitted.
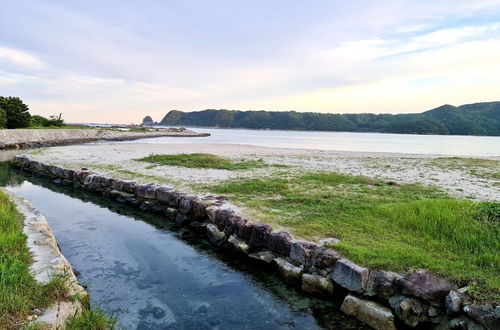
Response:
0,96,64,129
152,102,500,136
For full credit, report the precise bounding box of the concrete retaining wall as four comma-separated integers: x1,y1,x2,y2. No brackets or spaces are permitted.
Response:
0,128,209,150
11,155,499,330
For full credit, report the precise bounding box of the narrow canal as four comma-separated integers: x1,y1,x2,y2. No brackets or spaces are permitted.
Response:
0,161,367,329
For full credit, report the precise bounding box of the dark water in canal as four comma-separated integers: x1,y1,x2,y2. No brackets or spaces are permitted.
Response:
0,162,366,329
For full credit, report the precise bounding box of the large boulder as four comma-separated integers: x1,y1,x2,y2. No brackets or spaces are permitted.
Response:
168,191,185,208
447,316,488,330
331,259,369,293
206,224,226,247
156,186,174,203
301,274,334,296
235,219,255,241
389,295,428,327
135,184,158,199
365,270,402,300
290,241,317,267
178,195,196,214
191,198,210,219
312,248,341,269
341,294,397,330
248,251,276,267
205,206,219,223
227,235,250,255
215,209,233,231
274,258,303,284
268,231,293,256
398,270,454,302
445,290,468,315
464,305,500,330
113,180,137,193
248,224,272,250
224,215,242,236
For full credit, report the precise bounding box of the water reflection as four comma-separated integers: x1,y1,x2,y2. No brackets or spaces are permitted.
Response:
118,127,500,156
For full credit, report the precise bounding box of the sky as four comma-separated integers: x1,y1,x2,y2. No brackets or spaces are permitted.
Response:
1,0,500,124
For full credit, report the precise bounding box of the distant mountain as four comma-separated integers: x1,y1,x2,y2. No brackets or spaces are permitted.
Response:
143,101,500,136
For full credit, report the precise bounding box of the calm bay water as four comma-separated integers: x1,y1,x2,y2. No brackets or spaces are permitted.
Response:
124,128,500,157
0,166,366,330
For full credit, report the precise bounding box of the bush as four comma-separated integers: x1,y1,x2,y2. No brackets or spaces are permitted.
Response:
30,115,50,127
0,96,31,128
30,113,65,128
0,107,6,128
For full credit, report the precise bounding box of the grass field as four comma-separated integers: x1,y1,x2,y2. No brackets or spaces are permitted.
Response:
136,153,286,171
210,171,500,303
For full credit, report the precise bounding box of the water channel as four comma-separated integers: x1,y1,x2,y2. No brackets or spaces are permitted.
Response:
0,160,367,329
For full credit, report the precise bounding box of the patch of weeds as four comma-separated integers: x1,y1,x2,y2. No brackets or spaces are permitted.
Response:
430,157,500,181
65,308,116,330
135,153,281,171
128,127,148,133
475,202,500,224
210,171,500,303
28,148,48,156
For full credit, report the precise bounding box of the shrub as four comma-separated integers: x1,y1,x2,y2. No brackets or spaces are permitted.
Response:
0,107,6,128
0,96,31,128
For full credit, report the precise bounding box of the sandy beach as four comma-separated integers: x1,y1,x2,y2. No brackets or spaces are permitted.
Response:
26,142,499,201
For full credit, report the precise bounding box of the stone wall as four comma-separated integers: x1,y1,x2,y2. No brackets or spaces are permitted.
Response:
0,128,209,150
11,155,499,330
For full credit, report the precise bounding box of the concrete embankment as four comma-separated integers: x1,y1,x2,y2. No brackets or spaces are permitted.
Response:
4,190,88,328
11,155,500,330
0,128,209,150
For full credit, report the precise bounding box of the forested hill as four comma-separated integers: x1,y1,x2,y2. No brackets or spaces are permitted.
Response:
146,101,500,136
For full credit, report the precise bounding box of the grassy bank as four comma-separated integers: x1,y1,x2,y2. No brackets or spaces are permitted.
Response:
0,190,68,328
136,153,286,170
0,190,115,329
210,172,500,303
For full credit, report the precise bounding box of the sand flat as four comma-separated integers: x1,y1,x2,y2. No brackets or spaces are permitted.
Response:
26,142,499,201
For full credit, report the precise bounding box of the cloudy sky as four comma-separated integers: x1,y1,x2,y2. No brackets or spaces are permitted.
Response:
1,0,499,123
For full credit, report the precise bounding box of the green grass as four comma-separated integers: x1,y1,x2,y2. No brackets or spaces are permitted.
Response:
65,307,116,330
128,127,149,133
210,171,500,303
0,191,69,329
135,153,281,171
430,157,500,181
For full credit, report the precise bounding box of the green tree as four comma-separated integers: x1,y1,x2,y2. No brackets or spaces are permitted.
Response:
0,96,31,128
30,113,64,127
30,115,50,127
0,107,7,128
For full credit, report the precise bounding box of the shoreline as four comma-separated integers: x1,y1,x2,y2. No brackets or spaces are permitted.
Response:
0,128,210,150
146,124,500,138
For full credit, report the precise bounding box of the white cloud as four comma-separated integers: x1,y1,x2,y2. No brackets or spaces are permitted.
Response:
0,47,45,70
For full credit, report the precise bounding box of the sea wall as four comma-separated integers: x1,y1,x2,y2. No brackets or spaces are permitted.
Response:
4,190,88,328
0,128,209,150
11,155,499,330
